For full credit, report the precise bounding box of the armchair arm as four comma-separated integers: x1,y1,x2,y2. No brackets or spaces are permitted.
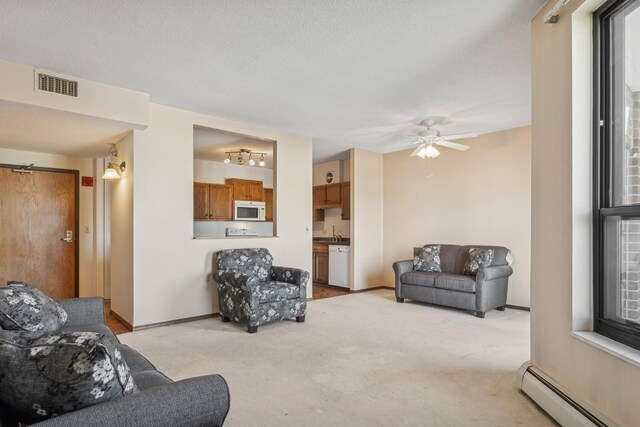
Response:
476,265,513,283
36,374,230,427
270,266,310,287
58,297,106,326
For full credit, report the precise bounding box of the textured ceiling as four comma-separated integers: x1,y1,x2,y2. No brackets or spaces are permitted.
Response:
0,0,545,162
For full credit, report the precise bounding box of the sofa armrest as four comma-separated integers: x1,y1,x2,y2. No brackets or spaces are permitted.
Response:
271,266,310,288
58,297,106,326
476,265,513,283
393,260,413,298
35,374,230,427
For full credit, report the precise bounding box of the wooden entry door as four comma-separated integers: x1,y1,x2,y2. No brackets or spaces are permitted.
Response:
0,165,78,299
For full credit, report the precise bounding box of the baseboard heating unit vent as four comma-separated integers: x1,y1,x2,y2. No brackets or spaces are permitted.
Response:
37,72,78,97
518,363,615,427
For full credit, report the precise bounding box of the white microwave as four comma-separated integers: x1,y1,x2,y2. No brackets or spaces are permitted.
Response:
234,200,266,221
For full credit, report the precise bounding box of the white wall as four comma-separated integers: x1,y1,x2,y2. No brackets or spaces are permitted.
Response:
0,147,101,298
530,1,640,425
351,148,384,290
122,103,312,327
109,132,134,325
382,126,532,307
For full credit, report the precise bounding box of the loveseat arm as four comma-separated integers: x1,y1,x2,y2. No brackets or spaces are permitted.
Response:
36,374,230,427
393,260,414,298
58,297,106,326
476,265,513,283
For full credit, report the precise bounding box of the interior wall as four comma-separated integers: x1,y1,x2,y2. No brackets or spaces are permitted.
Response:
530,1,640,425
0,147,99,298
109,132,134,325
351,148,384,290
382,126,532,307
131,103,313,327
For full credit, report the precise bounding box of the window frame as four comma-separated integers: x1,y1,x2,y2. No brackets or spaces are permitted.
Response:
593,0,640,351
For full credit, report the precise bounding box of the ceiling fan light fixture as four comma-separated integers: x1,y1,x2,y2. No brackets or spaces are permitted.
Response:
424,145,440,158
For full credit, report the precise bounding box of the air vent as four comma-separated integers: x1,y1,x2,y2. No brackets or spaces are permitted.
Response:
38,73,78,97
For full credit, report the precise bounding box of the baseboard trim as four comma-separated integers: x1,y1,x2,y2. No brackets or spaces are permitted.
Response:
506,304,530,311
109,310,133,332
351,286,395,293
132,313,217,332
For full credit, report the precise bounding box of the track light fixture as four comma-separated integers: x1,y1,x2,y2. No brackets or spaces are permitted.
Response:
223,149,267,167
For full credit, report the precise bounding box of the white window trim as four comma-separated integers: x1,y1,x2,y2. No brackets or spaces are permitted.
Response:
572,331,640,368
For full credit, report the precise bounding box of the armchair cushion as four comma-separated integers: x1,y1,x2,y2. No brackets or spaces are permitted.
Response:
0,330,137,424
256,282,301,303
413,245,442,272
0,283,67,333
463,248,495,275
216,248,273,280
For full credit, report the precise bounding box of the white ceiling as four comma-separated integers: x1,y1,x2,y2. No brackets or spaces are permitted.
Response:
194,126,274,168
0,100,131,157
0,0,545,163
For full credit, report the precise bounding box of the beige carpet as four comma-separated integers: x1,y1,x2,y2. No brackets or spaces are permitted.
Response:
119,290,555,426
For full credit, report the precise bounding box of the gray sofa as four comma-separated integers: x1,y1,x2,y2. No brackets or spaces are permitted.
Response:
0,297,230,427
393,244,513,318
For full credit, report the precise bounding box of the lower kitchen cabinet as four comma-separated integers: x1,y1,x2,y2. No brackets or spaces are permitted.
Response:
313,244,329,284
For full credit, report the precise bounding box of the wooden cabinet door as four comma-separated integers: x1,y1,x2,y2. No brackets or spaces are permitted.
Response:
313,185,327,207
194,182,210,220
326,183,342,207
264,188,274,221
341,182,350,220
209,184,233,220
248,181,264,201
314,252,329,284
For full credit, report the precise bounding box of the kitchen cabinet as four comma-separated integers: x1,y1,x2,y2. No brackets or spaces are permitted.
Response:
313,183,342,208
263,188,274,222
193,182,233,220
225,179,264,201
313,243,329,284
341,182,350,220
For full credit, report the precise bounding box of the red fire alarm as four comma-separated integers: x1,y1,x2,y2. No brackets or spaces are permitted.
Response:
82,176,94,187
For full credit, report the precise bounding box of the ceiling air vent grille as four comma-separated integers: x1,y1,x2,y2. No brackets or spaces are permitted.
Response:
38,73,78,97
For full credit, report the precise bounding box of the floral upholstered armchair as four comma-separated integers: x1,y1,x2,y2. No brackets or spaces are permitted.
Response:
213,248,309,333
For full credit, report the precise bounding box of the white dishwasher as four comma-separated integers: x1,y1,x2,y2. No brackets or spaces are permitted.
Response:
328,245,350,289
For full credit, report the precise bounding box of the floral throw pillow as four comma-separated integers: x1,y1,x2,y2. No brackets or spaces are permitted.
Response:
463,248,495,275
413,245,442,272
0,282,67,333
0,330,137,423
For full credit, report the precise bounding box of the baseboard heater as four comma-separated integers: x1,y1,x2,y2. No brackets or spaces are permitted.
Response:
517,363,615,427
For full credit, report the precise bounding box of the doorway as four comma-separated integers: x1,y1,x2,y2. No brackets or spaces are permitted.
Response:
0,164,79,299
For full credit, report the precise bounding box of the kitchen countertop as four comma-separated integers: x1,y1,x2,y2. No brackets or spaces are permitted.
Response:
313,238,350,246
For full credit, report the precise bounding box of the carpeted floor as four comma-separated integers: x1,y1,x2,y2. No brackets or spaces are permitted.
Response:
119,289,555,426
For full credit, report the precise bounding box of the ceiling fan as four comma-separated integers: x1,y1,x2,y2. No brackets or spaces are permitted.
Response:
408,119,477,159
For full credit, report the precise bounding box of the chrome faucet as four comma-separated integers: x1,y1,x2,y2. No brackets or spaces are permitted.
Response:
331,225,342,242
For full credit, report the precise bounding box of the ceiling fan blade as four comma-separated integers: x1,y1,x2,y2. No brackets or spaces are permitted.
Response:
434,139,470,151
440,132,477,141
410,144,426,158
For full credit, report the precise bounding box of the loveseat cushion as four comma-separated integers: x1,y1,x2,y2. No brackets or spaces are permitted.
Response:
255,281,300,303
216,248,274,280
413,245,442,272
0,283,67,333
0,330,137,423
400,272,439,287
434,274,476,293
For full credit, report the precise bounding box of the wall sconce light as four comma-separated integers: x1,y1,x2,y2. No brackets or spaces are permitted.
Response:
102,145,127,180
224,149,267,167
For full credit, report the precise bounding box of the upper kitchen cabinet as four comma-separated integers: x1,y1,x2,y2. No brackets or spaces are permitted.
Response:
226,178,263,201
313,183,342,209
341,182,350,220
193,182,209,220
193,183,233,220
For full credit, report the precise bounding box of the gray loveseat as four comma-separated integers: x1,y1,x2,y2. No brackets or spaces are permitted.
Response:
393,244,513,318
0,297,230,427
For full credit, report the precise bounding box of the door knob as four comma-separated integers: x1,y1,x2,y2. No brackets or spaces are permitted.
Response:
61,230,73,243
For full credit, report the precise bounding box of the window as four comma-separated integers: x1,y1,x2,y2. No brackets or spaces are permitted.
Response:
594,0,640,350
